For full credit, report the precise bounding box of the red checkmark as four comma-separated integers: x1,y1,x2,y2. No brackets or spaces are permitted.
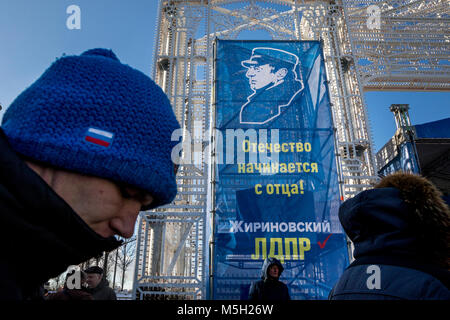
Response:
317,233,333,249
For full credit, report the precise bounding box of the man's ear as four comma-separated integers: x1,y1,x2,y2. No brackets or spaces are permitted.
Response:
275,68,288,80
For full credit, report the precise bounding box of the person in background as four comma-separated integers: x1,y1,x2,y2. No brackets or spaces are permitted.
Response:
249,257,291,301
84,266,116,300
329,172,450,300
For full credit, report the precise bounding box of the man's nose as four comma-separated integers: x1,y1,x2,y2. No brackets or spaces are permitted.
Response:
112,200,141,238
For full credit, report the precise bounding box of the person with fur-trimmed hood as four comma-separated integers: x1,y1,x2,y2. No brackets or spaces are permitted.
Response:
329,172,450,300
249,257,291,301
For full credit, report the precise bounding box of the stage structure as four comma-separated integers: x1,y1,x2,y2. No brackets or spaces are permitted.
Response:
377,104,450,196
133,0,450,300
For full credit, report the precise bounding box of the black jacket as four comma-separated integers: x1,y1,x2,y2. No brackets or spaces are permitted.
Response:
86,278,116,300
248,257,290,301
329,187,450,300
0,129,121,300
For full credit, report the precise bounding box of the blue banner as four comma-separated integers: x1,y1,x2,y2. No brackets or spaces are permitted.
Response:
213,40,348,300
378,141,420,176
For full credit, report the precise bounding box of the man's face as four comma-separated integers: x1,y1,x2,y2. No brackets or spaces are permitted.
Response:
86,273,102,289
26,162,153,239
59,173,153,238
245,64,277,90
268,265,279,279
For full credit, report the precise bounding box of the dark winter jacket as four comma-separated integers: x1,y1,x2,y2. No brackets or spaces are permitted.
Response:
248,257,290,301
86,278,116,300
0,129,121,300
329,178,450,300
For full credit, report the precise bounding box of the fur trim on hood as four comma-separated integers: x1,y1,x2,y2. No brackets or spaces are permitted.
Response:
374,173,450,269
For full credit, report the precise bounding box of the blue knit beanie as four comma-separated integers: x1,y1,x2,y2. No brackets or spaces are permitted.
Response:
1,48,180,209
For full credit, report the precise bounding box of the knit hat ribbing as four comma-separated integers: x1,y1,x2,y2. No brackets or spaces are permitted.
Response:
1,48,180,209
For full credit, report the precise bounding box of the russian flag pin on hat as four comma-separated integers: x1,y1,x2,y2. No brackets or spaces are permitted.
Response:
84,127,114,147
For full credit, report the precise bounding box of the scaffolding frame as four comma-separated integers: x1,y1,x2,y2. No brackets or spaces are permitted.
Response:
133,0,450,300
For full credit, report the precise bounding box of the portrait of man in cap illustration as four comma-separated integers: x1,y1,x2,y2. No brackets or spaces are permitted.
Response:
240,47,304,125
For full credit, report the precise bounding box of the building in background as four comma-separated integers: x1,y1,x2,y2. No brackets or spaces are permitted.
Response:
376,104,450,203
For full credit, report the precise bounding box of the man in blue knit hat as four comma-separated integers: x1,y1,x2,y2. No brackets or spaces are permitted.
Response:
0,48,180,300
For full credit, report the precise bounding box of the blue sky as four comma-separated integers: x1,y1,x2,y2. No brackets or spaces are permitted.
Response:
1,0,448,153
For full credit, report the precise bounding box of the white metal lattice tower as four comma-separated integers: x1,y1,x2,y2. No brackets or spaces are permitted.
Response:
133,0,449,300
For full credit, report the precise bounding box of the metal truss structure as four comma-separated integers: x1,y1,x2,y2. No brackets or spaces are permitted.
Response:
133,0,449,300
